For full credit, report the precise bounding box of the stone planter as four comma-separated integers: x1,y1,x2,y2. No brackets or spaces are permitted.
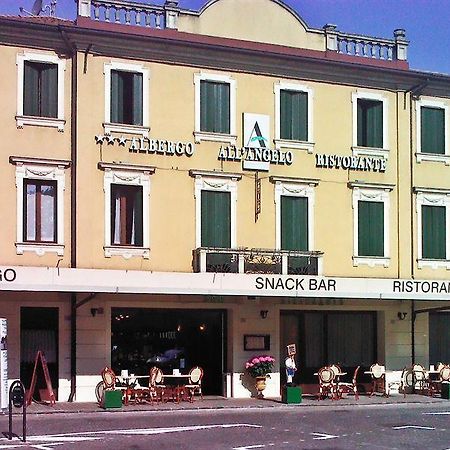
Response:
255,376,267,398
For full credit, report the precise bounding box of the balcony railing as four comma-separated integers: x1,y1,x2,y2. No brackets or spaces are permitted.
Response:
193,247,323,275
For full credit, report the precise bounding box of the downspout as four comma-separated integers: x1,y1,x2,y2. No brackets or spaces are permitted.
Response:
60,27,78,402
406,79,428,365
69,48,78,402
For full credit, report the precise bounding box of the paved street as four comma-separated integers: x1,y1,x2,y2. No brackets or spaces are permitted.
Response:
1,401,450,449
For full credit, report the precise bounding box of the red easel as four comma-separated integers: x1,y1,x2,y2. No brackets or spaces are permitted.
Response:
26,351,56,406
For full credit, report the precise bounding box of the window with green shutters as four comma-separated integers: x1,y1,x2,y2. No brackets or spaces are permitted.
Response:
357,99,383,148
422,205,446,259
358,200,384,257
281,196,308,251
280,90,308,141
23,61,58,118
200,80,230,134
110,70,143,126
201,190,231,248
421,106,445,154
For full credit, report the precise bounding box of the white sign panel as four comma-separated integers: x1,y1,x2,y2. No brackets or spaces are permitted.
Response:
1,266,450,301
0,318,7,411
243,113,270,148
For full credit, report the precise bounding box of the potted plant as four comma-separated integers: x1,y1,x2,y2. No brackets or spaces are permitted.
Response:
245,355,275,398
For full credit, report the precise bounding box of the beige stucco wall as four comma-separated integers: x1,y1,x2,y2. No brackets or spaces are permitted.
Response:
178,0,325,51
0,46,72,268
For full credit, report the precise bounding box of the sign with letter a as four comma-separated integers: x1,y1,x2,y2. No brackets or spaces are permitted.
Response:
0,318,7,411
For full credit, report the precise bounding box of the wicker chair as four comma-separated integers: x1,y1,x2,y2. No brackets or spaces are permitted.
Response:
369,363,386,396
338,366,360,400
317,366,338,400
185,366,204,401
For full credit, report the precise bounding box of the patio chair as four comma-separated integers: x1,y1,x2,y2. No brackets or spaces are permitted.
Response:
338,366,360,400
185,366,204,400
412,364,430,394
429,365,450,397
99,366,127,404
317,366,338,400
369,363,386,396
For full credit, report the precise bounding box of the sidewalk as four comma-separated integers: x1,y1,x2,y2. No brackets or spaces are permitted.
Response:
9,393,448,416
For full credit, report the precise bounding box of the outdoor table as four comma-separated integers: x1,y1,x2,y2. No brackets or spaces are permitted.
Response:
117,374,149,405
162,374,191,403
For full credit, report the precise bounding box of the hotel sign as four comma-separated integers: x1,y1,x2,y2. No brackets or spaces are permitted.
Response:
94,134,195,158
218,113,293,171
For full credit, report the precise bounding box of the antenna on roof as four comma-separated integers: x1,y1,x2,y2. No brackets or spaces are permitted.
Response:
19,0,57,17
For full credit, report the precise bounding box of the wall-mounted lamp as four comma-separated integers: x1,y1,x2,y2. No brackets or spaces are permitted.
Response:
260,310,268,319
397,312,407,321
91,307,104,317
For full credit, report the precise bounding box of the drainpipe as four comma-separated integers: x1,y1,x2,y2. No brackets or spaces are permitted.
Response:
406,80,428,366
60,27,78,402
69,47,78,402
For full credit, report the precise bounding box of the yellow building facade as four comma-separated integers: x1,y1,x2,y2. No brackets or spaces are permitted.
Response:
0,0,449,402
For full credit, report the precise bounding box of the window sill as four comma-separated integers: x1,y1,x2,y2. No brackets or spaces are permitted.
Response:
16,115,65,132
16,242,64,256
103,122,150,138
415,153,450,165
417,258,450,270
274,139,315,153
104,245,150,259
194,131,237,145
353,256,390,268
352,146,389,159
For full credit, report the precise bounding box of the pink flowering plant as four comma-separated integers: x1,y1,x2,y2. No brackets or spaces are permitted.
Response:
245,355,275,378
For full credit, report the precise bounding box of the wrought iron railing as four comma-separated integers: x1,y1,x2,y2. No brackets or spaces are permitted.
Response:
193,247,323,275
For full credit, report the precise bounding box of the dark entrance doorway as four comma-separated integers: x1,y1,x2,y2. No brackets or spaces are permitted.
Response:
20,307,59,400
111,308,227,395
429,312,450,365
280,311,377,385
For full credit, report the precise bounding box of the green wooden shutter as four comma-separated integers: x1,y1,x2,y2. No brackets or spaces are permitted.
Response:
110,70,122,123
132,72,143,126
23,62,39,116
422,205,446,259
421,107,445,154
281,196,308,251
201,191,231,247
41,64,58,118
358,100,383,148
358,201,384,256
280,90,308,141
200,81,230,133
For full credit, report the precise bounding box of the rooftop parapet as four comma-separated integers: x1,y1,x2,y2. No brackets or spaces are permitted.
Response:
76,0,408,63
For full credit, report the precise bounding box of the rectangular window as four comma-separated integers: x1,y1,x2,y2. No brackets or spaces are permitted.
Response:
111,184,143,246
23,61,58,118
422,205,446,259
358,201,384,257
201,190,231,247
23,180,57,243
280,90,308,141
421,106,445,154
200,80,230,134
357,99,383,148
281,196,308,251
110,70,143,126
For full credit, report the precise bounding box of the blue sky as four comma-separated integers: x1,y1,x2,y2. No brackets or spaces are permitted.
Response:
5,0,450,75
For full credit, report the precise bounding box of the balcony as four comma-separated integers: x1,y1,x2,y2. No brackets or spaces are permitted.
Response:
193,248,323,275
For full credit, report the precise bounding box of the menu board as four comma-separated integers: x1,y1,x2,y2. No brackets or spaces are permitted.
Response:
0,318,7,411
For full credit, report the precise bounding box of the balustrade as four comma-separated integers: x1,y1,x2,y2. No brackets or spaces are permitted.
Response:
78,0,179,29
